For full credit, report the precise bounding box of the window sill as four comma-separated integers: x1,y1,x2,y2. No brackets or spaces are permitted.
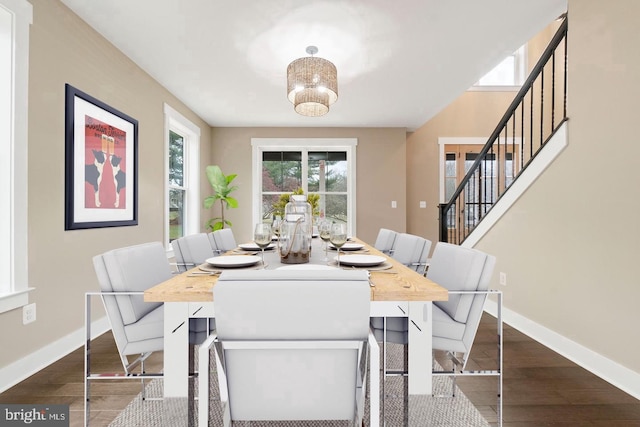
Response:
0,288,35,314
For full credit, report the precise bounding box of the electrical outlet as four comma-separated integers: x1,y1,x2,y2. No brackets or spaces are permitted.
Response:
23,303,36,324
419,201,427,208
391,201,397,208
499,272,507,286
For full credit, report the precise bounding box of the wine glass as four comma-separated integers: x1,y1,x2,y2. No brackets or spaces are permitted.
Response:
329,222,348,265
318,220,332,261
254,223,272,268
272,216,282,239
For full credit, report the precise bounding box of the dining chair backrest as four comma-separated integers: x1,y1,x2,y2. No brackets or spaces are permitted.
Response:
212,228,237,252
427,242,496,358
391,233,431,273
92,242,169,361
213,269,370,421
172,233,218,272
374,228,398,255
206,232,221,255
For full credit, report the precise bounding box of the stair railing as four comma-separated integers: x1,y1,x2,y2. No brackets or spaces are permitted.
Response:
439,17,568,244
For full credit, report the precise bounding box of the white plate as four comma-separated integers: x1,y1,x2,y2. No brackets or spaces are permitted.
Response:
329,242,364,251
336,254,386,267
276,264,338,270
206,255,261,268
238,242,276,251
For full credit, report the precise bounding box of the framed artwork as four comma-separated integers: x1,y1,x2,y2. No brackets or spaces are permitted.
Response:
64,84,138,230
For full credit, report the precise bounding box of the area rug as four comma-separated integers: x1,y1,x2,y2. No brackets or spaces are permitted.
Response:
108,344,490,426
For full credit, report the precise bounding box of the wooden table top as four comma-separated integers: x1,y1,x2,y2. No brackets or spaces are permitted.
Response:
144,238,448,303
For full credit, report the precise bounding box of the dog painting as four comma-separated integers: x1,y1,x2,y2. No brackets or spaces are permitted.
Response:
83,122,127,209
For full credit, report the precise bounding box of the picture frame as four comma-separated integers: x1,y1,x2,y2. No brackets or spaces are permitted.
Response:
64,84,138,230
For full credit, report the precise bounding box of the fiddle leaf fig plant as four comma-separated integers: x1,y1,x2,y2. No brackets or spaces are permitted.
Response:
204,165,238,231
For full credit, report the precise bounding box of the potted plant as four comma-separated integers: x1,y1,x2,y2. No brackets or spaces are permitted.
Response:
204,165,238,230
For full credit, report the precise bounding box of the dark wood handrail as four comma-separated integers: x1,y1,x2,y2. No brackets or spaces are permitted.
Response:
439,17,568,243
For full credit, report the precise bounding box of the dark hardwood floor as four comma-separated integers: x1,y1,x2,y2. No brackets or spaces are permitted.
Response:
1,314,639,426
457,314,640,427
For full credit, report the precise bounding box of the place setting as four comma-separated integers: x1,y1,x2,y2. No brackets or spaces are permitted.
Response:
188,255,267,276
329,254,394,271
189,224,272,275
233,241,276,253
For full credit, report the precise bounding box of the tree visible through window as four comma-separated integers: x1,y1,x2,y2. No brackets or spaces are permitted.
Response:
168,130,185,241
261,151,348,223
252,138,357,236
164,103,200,248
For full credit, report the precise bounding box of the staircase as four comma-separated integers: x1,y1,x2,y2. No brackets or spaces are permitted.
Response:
439,17,568,244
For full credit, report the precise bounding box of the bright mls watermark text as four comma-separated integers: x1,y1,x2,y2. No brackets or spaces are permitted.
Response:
0,405,69,426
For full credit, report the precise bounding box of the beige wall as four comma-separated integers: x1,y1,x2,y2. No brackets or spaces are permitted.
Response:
208,127,407,245
406,21,560,247
0,0,211,370
477,0,640,373
407,0,640,375
406,91,514,245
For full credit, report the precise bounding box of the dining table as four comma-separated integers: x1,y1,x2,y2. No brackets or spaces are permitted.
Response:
144,234,448,426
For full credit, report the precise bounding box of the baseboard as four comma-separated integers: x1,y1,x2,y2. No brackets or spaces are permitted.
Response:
484,300,640,400
0,316,110,394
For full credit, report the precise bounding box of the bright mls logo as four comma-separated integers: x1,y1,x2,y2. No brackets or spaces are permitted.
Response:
0,405,69,426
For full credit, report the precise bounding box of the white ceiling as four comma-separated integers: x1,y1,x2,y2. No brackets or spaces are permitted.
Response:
60,0,567,130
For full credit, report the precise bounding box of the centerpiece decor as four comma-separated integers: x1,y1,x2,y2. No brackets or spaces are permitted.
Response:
279,194,312,264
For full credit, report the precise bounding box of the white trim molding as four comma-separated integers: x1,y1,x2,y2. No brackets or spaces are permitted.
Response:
163,104,201,251
459,122,568,247
484,299,640,400
0,317,110,394
0,0,33,313
251,138,358,237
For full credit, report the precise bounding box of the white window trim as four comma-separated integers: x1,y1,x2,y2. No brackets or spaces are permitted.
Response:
469,45,528,92
164,104,200,254
251,138,358,237
0,0,33,314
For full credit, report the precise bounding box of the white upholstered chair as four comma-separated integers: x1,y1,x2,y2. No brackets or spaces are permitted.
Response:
211,228,237,252
172,232,218,273
87,242,209,425
429,242,502,424
86,242,169,424
390,232,432,275
370,241,499,416
197,270,379,427
374,228,398,255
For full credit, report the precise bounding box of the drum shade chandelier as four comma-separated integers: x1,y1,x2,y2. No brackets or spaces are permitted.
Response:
286,46,338,117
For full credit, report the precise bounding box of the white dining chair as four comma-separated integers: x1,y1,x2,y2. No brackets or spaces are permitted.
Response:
429,242,502,424
87,241,209,426
390,232,432,274
211,228,237,252
374,228,398,255
172,232,218,272
197,270,379,427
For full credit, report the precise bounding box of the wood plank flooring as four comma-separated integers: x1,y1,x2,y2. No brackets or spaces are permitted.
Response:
1,314,639,426
456,314,640,426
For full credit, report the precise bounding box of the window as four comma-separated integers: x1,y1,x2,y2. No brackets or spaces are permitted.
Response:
0,0,32,314
471,45,527,90
252,138,357,237
164,104,200,249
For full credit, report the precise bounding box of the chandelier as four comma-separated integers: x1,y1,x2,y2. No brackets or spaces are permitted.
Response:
286,46,338,117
